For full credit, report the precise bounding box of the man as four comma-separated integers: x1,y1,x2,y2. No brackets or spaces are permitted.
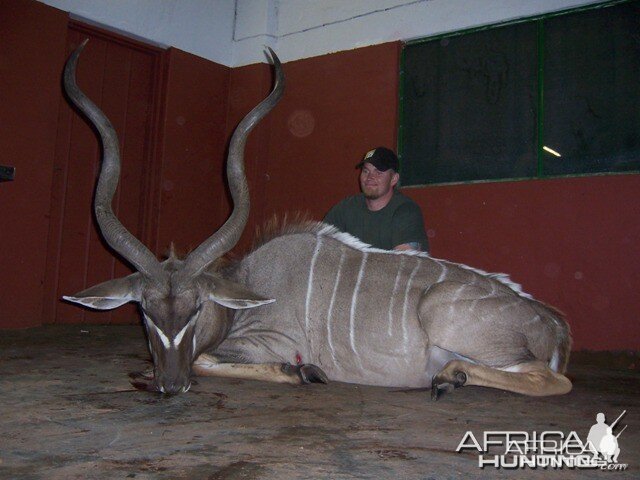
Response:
324,147,429,252
586,413,610,459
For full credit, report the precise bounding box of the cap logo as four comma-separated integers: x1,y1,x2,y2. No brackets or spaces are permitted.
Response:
364,149,375,160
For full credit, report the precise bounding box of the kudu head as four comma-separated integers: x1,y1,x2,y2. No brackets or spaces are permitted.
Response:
62,40,284,394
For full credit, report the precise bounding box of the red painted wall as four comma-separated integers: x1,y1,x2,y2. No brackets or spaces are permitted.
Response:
155,49,231,255
0,0,68,328
405,176,640,351
44,26,164,326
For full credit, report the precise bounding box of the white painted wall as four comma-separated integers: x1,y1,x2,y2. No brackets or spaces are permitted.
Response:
38,0,603,66
37,0,236,65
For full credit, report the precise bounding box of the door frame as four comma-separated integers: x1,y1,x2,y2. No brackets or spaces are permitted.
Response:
42,19,168,324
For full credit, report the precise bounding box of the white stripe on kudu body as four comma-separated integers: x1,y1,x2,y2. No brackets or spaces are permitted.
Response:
436,263,448,283
388,255,406,337
326,246,346,366
305,235,323,332
349,252,368,367
401,259,421,350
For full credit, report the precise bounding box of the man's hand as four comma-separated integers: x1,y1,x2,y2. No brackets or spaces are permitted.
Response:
394,242,421,252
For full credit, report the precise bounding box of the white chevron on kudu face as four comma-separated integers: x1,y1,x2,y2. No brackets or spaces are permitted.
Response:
144,314,171,350
174,316,198,348
144,313,198,351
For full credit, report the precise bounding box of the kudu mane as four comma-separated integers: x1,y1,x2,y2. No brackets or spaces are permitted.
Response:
250,212,319,251
247,214,540,301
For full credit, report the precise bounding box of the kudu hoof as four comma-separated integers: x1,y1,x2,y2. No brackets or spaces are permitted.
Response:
299,364,329,384
431,371,467,401
282,363,329,384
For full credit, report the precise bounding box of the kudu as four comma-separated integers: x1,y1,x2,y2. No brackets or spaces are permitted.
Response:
63,41,572,398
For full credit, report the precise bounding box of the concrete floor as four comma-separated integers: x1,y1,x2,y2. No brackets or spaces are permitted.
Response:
0,325,638,480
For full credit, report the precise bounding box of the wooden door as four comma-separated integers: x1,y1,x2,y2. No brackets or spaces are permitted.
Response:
43,23,165,324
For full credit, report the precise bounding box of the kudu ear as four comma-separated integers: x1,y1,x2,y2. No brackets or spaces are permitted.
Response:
200,274,275,310
63,272,143,310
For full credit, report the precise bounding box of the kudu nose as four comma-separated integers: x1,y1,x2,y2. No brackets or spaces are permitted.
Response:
158,378,191,395
158,379,191,395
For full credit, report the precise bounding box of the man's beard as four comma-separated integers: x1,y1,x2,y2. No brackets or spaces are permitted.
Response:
360,183,384,200
361,185,382,200
363,191,382,200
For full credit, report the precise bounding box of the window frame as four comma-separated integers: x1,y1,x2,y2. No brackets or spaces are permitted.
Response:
398,0,640,187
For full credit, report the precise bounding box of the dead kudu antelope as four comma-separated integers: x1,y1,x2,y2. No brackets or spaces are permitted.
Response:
63,40,572,398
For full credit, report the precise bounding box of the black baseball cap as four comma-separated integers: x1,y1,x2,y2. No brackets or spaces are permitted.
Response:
355,147,399,172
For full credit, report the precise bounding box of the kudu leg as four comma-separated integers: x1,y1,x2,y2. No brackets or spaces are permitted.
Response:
192,353,328,385
432,359,572,399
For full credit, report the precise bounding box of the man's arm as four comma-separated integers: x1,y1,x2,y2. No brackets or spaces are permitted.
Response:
394,242,422,252
323,200,346,231
391,202,429,252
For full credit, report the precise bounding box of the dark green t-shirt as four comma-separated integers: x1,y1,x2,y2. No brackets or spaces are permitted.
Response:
324,192,429,251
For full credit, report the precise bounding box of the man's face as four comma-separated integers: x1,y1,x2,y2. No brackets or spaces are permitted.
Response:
359,162,399,200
